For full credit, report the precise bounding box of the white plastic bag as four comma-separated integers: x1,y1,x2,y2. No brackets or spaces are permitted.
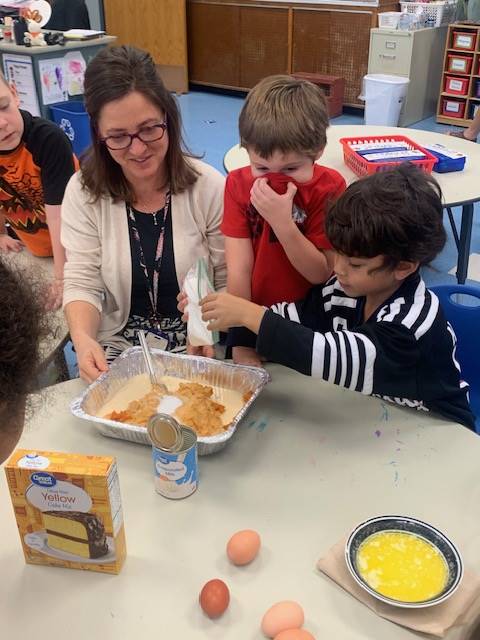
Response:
183,257,218,347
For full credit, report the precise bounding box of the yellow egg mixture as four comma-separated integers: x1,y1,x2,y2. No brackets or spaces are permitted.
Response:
356,531,449,602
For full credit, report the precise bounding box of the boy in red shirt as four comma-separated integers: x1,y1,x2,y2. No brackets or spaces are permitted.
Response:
221,75,345,366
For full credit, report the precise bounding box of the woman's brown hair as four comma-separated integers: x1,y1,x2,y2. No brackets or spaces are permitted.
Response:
81,45,198,201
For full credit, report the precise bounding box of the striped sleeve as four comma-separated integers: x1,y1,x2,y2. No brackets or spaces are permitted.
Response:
257,309,379,394
256,308,420,397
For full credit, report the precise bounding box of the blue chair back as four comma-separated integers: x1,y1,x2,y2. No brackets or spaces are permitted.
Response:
430,284,480,432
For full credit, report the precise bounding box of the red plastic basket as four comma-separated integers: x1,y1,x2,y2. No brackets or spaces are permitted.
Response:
339,135,437,177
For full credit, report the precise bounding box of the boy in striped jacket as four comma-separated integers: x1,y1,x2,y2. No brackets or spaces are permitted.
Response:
201,164,475,429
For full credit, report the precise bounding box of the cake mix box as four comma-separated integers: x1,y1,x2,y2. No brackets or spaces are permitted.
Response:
5,449,126,574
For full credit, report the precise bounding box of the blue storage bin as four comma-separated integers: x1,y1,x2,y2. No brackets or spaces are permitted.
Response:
50,101,91,157
422,143,466,173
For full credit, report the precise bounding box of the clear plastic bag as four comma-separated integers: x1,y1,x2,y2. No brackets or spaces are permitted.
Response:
183,257,218,347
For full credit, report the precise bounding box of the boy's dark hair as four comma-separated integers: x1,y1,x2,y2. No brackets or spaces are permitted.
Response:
325,164,446,268
0,259,46,437
239,75,329,159
81,45,199,202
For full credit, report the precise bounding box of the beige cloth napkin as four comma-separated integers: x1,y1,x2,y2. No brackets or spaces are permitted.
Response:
317,539,480,638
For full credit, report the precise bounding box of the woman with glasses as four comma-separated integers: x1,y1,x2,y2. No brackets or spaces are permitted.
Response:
61,46,226,383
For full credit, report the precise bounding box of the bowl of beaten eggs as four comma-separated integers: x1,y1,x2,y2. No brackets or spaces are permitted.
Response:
345,515,463,608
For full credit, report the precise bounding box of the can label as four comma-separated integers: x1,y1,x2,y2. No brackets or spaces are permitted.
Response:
151,427,198,499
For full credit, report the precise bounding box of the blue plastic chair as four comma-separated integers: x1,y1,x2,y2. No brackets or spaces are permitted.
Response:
430,284,480,432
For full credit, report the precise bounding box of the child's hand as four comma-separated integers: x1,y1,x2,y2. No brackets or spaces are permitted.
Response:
200,292,266,333
177,290,189,322
250,178,297,232
0,234,23,252
232,346,262,367
187,342,216,359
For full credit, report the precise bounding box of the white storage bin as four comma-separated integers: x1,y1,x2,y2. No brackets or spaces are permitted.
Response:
399,1,456,27
361,74,410,126
378,11,403,29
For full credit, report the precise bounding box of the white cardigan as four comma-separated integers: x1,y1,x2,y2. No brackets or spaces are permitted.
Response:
61,158,226,349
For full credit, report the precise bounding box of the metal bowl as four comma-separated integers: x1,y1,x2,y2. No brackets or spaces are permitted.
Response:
345,515,463,608
70,347,270,455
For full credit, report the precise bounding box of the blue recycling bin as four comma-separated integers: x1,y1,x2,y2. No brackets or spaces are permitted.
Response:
50,101,91,157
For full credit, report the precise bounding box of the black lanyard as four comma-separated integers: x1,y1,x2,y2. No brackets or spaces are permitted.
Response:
126,191,171,326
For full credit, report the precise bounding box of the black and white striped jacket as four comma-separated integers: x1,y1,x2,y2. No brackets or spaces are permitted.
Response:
256,273,475,429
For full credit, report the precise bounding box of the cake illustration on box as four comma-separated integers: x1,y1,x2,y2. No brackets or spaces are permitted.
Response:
42,511,109,559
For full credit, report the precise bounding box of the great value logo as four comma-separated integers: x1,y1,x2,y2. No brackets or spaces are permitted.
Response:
30,472,57,488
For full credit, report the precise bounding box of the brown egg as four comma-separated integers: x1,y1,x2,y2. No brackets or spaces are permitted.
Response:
274,630,315,640
261,601,305,638
226,529,261,566
199,579,230,619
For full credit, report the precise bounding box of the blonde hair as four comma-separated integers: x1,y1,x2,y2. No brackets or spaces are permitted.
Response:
239,75,329,159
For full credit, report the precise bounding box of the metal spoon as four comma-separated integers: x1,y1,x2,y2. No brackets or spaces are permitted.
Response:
137,330,168,394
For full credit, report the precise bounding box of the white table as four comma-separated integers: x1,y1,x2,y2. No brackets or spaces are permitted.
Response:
2,250,69,366
1,367,479,639
224,125,480,284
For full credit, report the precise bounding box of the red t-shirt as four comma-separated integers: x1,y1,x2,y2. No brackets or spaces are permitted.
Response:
221,164,346,306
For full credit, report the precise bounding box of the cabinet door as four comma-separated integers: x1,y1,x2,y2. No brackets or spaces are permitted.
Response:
188,3,240,87
368,33,413,77
292,8,374,106
239,7,289,88
104,0,188,92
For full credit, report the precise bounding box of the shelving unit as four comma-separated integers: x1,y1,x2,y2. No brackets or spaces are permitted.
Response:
436,23,480,126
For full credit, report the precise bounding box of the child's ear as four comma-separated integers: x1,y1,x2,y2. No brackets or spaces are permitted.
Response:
394,260,419,281
9,83,20,108
314,148,325,161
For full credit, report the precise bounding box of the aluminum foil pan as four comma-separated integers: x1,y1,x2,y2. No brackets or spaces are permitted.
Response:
70,347,270,455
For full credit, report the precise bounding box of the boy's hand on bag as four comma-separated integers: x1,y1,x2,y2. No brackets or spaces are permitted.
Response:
177,290,189,322
250,178,297,232
201,292,266,333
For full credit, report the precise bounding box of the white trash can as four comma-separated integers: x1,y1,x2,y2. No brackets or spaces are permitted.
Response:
360,74,410,126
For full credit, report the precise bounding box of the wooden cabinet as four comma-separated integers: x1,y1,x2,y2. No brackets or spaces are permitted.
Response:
188,3,241,87
103,0,188,92
239,7,290,88
188,2,289,90
292,8,375,105
187,0,399,106
369,26,447,126
436,23,480,127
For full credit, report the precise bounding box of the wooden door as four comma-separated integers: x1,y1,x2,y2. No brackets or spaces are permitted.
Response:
188,2,241,87
293,8,374,106
103,0,188,93
239,6,289,88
